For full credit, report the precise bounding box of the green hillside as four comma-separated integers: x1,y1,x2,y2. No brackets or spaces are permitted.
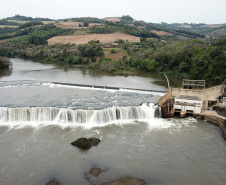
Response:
0,15,225,85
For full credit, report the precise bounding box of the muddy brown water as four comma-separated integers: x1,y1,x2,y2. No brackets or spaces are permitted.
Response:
0,58,225,185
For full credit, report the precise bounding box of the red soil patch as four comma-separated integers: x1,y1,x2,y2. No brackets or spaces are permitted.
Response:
138,26,145,29
0,39,10,44
48,33,140,45
150,30,173,35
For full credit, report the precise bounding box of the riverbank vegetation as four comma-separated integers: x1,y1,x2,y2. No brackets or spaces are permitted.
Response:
0,15,225,86
0,57,11,69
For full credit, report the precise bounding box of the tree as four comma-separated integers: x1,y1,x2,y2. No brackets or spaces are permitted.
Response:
121,15,133,22
84,22,89,27
78,42,104,58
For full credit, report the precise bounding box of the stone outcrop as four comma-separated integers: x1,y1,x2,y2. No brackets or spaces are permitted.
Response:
71,137,100,149
88,168,103,177
47,180,60,185
101,177,145,185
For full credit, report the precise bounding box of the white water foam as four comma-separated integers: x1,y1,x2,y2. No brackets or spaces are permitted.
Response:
0,82,51,88
50,83,166,95
0,103,164,129
49,83,119,93
119,88,166,96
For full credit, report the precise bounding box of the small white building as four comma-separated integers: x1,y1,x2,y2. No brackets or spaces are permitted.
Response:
174,95,203,114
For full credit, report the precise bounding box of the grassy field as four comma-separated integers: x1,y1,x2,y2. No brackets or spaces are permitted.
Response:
200,24,225,28
8,20,57,24
48,33,140,45
103,48,128,61
103,48,126,54
74,29,89,35
103,17,121,22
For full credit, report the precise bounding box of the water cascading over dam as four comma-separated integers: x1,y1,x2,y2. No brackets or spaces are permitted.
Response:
0,103,161,125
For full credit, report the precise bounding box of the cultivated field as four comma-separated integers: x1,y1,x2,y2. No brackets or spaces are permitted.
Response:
180,24,192,28
0,25,18,28
150,30,173,35
103,17,121,22
48,33,140,45
0,39,10,44
103,48,128,61
55,21,102,29
8,20,57,24
200,24,225,28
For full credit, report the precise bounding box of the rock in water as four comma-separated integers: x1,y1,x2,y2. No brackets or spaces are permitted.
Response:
47,180,60,185
101,177,145,185
89,168,103,177
71,137,100,149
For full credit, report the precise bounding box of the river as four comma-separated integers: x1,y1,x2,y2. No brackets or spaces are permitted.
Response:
0,58,225,185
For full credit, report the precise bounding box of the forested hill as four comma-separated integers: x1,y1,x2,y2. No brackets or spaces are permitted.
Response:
0,15,225,86
3,15,55,21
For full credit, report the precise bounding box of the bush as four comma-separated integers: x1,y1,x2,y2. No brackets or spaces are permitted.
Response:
0,57,11,69
84,22,89,27
111,49,116,54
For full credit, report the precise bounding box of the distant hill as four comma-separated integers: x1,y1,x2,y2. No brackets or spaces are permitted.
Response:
4,15,55,22
162,22,226,38
0,15,225,85
1,15,223,41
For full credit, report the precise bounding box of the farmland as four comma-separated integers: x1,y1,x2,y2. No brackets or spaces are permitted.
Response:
48,33,140,45
150,30,173,35
0,25,18,28
103,17,121,22
0,15,225,85
8,20,56,25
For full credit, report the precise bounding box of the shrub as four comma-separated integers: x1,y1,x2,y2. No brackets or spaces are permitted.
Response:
111,49,116,54
0,57,11,69
84,22,89,27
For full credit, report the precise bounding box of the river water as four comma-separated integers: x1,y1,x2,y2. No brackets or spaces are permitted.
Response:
0,58,225,185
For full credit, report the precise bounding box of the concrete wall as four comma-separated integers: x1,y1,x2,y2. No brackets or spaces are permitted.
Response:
204,85,225,100
158,92,170,107
171,87,180,97
223,102,226,107
174,98,203,113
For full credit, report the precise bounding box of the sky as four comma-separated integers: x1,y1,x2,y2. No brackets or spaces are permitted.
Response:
1,0,226,24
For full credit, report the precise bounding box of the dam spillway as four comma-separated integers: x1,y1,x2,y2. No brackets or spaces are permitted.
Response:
0,103,161,125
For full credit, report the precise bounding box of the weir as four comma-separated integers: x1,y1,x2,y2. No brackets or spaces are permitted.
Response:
52,82,168,93
0,80,165,125
0,103,161,124
0,80,168,93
